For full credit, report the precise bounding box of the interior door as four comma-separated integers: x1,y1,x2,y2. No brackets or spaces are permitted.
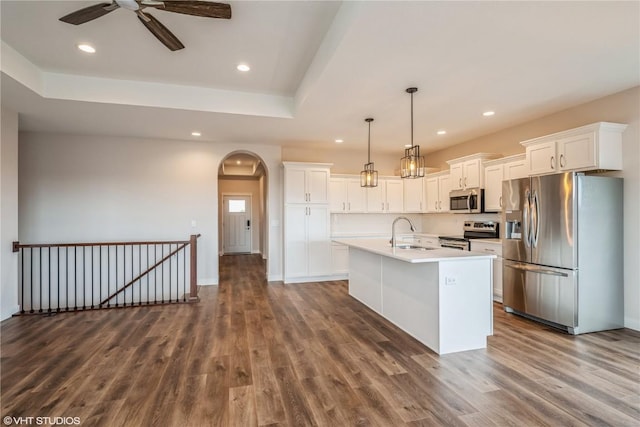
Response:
223,195,252,254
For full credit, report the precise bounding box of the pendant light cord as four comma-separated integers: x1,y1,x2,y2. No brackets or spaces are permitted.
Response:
368,119,371,163
410,91,414,148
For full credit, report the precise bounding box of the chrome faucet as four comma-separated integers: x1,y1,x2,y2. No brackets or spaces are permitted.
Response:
391,216,416,248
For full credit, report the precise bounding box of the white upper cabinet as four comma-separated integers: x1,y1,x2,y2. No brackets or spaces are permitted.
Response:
447,153,500,190
484,164,504,212
483,154,527,212
329,175,366,213
425,172,450,213
521,122,627,176
403,178,426,213
283,162,332,204
367,178,403,213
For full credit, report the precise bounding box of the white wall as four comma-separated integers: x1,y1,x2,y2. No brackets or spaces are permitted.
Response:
18,132,283,285
331,213,423,237
1,108,20,320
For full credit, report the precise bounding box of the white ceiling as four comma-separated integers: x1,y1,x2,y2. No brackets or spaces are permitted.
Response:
1,1,638,157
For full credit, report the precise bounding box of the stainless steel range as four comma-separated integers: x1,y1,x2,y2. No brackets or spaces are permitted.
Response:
439,221,499,250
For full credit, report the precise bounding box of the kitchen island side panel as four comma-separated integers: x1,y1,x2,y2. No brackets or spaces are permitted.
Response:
348,247,383,314
438,259,493,353
381,259,441,353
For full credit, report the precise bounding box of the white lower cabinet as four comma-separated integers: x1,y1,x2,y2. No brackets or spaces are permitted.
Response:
331,242,349,278
284,205,331,282
470,240,502,302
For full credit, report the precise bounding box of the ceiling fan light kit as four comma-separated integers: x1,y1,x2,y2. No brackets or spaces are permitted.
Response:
59,0,231,51
400,87,426,179
360,118,378,188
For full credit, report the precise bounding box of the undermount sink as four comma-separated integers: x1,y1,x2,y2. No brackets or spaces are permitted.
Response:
393,244,436,251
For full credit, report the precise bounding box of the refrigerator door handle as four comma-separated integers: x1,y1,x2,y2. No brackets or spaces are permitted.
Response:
523,189,531,247
505,262,569,277
532,190,540,248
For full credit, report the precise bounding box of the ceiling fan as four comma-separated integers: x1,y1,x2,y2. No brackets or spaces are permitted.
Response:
59,0,232,51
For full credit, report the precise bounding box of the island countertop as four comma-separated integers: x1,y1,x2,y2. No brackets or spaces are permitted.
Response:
333,238,496,263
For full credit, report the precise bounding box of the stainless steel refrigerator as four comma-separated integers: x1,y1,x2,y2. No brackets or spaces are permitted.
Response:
502,172,623,334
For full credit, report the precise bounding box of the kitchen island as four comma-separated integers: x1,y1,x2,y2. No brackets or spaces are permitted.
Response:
334,238,496,355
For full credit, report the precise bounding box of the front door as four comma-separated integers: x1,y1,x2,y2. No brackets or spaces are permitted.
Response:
223,195,252,254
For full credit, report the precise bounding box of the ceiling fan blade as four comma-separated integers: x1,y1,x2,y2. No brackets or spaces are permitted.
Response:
137,12,185,51
59,3,117,25
151,1,231,19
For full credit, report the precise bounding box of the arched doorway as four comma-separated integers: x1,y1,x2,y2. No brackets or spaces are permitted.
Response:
217,151,269,277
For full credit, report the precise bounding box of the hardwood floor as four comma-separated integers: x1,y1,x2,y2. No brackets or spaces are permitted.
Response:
2,254,639,426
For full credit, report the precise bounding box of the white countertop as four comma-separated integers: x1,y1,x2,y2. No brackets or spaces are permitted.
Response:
333,238,496,264
469,238,502,244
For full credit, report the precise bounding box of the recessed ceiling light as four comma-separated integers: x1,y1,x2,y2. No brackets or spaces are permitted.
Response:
77,44,95,54
483,111,495,117
437,130,447,135
237,64,250,72
236,160,241,165
191,131,201,137
335,139,344,144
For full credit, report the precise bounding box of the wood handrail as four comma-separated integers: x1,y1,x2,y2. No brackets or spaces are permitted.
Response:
13,239,195,251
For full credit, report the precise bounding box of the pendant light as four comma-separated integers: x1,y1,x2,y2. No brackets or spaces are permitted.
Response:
400,87,425,178
360,118,378,187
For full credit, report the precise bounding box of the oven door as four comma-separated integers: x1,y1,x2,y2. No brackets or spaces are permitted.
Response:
439,240,469,250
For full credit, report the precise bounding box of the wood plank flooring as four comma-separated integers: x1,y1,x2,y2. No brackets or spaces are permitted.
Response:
2,254,639,426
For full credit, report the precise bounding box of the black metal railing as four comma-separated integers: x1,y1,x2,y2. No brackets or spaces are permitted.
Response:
12,234,200,314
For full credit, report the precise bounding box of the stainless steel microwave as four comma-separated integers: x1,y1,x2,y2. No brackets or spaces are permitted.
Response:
449,188,484,213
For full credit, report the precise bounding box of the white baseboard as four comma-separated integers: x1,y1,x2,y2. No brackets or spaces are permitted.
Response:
283,275,341,284
198,277,218,286
624,315,640,332
267,273,283,282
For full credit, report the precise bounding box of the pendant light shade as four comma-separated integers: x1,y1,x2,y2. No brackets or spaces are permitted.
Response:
360,118,378,187
400,87,425,179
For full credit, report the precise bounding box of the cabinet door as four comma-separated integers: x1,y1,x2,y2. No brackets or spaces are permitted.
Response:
403,178,424,212
285,168,308,204
484,164,504,212
329,178,346,212
438,175,451,212
331,243,349,275
425,177,439,213
526,141,556,175
385,179,404,212
366,184,385,213
307,169,330,203
346,179,367,212
504,160,528,180
284,205,308,278
464,159,482,188
557,132,596,171
307,205,331,276
449,163,464,190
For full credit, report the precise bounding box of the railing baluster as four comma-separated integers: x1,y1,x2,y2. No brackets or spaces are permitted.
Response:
154,245,158,304
48,247,51,313
57,247,61,312
20,248,24,314
161,244,165,303
74,246,77,310
91,246,95,310
183,245,186,302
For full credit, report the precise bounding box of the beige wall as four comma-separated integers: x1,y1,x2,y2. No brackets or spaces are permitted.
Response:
282,146,401,175
427,86,640,330
218,178,263,255
1,108,20,320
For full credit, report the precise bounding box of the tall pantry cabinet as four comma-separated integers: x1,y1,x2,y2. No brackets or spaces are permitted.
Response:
283,162,333,283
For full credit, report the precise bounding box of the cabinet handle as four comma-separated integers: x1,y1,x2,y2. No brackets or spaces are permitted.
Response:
386,202,389,211
348,202,351,211
420,201,422,210
464,177,467,188
342,202,345,211
439,200,442,210
499,196,503,207
560,154,565,168
459,178,462,188
550,156,555,169
484,248,495,253
381,202,384,211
